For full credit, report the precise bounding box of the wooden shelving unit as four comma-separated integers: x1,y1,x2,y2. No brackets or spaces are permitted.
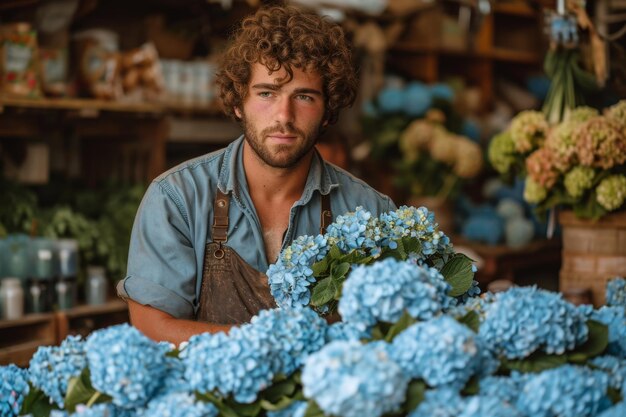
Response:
0,300,129,367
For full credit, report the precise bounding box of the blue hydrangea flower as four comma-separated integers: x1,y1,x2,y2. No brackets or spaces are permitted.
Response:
301,340,407,417
606,277,626,307
85,324,170,408
247,307,328,376
459,395,523,417
474,337,500,378
589,355,626,392
408,387,463,417
70,403,135,417
1,364,30,417
516,365,610,417
339,258,453,331
379,206,454,260
29,335,86,407
390,316,480,388
268,234,328,309
479,286,589,359
597,401,626,417
478,374,525,405
138,392,218,417
180,327,274,403
267,401,308,417
326,322,372,342
592,306,626,358
325,207,380,253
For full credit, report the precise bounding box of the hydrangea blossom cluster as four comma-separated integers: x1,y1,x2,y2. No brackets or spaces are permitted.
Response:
379,206,453,259
568,106,599,123
523,177,548,203
139,392,218,417
487,131,516,174
564,165,595,198
268,234,329,308
478,374,525,405
408,387,463,417
459,395,523,417
478,286,589,359
575,116,626,170
598,402,626,417
545,120,579,171
326,206,380,253
389,315,480,388
509,110,549,153
605,100,626,127
67,403,135,417
516,365,610,417
526,147,560,189
589,355,626,393
301,340,408,417
29,335,86,407
1,364,29,417
339,258,453,331
266,401,307,417
180,328,274,404
325,321,372,342
596,175,626,211
85,324,170,408
248,307,328,376
606,277,626,308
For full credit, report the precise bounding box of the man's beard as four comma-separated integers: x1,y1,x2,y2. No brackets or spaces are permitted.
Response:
241,115,322,169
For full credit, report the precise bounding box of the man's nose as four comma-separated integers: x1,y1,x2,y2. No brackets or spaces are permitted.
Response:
275,96,294,125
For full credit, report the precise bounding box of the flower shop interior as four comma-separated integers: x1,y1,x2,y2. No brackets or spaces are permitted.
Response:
1,0,626,416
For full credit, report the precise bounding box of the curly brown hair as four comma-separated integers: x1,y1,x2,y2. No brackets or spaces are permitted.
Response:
216,5,357,125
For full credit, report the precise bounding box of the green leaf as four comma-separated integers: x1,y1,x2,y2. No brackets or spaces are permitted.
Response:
303,400,325,417
501,352,567,373
384,311,417,343
440,254,474,297
261,378,297,404
21,385,58,416
401,237,422,256
260,397,297,411
457,311,480,333
65,368,102,413
403,380,426,413
330,262,351,280
228,400,262,417
462,376,480,396
329,245,342,260
567,320,609,361
311,257,330,277
607,387,623,405
311,277,334,307
371,324,385,341
354,255,375,265
395,239,407,260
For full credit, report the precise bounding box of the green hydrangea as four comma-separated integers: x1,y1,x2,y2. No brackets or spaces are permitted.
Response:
564,166,595,199
488,131,516,174
596,175,626,211
524,177,548,204
567,106,599,123
510,110,549,153
604,100,626,128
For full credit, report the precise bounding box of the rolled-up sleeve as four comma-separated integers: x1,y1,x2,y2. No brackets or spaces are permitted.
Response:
117,181,197,319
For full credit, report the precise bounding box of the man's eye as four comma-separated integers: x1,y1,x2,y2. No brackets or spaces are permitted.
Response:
259,91,273,98
297,95,313,102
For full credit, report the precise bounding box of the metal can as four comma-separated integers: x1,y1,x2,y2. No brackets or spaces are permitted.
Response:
86,266,107,305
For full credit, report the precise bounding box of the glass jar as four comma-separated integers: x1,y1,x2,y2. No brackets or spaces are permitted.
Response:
1,277,24,320
56,276,76,310
86,266,107,305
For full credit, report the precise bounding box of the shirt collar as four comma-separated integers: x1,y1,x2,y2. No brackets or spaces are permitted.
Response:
217,135,339,201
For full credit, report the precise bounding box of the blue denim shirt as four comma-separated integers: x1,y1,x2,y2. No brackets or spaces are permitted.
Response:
117,136,396,319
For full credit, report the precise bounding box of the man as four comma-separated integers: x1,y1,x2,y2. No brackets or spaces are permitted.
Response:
118,5,395,345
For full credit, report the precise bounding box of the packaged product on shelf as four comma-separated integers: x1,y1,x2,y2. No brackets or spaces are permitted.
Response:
38,47,68,97
119,42,165,102
0,23,41,98
72,29,122,100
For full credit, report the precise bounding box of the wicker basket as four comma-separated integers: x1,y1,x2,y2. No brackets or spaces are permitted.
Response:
559,210,626,306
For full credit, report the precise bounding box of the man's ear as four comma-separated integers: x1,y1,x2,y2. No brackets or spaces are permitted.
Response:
234,107,242,119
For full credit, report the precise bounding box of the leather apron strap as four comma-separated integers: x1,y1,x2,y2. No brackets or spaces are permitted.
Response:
196,190,332,324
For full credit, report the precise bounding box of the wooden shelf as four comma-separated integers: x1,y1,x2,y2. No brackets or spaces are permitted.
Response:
491,48,542,64
493,1,538,17
59,299,128,319
0,312,55,330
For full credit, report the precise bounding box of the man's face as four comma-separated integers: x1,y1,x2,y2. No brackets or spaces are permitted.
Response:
235,63,327,169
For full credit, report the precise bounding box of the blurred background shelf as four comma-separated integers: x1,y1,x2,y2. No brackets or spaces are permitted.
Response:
0,300,129,366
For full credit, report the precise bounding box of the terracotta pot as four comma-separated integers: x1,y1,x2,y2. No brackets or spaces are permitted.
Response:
559,210,626,306
406,196,455,235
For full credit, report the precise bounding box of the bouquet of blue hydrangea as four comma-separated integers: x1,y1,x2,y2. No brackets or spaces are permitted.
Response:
4,211,626,417
268,205,477,315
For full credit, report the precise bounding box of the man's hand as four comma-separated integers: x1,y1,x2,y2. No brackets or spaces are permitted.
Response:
127,299,232,345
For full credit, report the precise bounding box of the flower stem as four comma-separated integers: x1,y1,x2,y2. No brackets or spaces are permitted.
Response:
86,391,102,408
